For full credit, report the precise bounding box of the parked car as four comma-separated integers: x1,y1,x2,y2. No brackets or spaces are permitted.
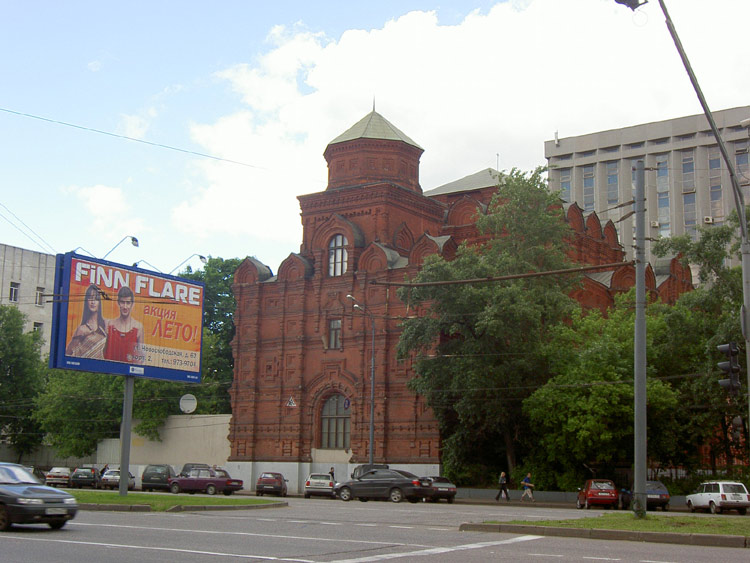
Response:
100,469,135,490
304,473,335,499
168,467,243,495
0,462,78,531
70,467,101,489
421,476,457,503
141,464,177,492
686,481,750,515
44,467,71,488
619,480,670,511
335,468,432,503
576,479,619,509
256,472,288,497
350,463,389,480
179,463,211,477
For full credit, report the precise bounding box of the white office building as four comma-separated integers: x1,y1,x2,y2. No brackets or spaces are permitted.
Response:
0,243,56,353
545,106,750,265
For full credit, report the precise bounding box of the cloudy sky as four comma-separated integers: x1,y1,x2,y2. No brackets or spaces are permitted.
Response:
2,0,749,274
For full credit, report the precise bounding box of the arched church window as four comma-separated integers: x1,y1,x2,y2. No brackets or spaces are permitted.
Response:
328,234,348,276
321,394,350,449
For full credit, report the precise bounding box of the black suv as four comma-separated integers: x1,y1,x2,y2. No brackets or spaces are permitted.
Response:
141,464,177,492
70,467,101,489
350,463,389,480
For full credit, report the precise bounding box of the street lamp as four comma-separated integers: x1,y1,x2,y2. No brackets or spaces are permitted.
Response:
132,260,163,272
70,246,96,257
347,294,376,466
169,254,207,275
102,235,139,260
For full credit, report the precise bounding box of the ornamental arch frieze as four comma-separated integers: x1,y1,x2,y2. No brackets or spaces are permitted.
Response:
445,195,486,226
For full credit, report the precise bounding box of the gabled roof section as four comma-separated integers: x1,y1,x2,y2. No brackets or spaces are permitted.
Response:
328,110,422,149
424,168,501,197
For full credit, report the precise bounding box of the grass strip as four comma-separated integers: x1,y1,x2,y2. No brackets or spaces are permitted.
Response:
67,490,277,512
494,513,750,536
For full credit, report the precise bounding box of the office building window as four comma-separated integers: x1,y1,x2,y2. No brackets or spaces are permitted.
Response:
582,165,595,212
681,149,695,192
35,287,45,306
328,319,342,349
559,168,571,203
606,161,619,205
328,234,348,277
656,154,670,237
320,394,350,449
683,192,697,241
709,146,723,223
735,140,749,178
9,282,19,303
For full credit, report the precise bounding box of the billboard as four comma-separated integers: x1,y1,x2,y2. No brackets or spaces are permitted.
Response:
49,252,204,383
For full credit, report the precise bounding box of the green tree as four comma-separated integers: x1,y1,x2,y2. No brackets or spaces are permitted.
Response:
0,305,45,461
397,168,579,480
524,292,682,490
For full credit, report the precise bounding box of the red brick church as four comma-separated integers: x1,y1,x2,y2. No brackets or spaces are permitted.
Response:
227,111,692,488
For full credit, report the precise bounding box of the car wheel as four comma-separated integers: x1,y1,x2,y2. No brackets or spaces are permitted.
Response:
0,505,11,531
143,487,150,493
389,488,404,503
447,496,454,504
338,487,352,501
585,499,591,509
282,490,287,497
576,498,583,509
738,508,747,516
687,500,695,513
662,503,669,512
170,483,181,494
304,493,310,499
709,501,720,514
206,484,217,495
48,520,66,530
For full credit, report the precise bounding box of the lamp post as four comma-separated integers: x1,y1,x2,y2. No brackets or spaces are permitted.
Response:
102,235,139,260
169,254,207,275
70,246,96,257
132,260,163,272
347,294,376,466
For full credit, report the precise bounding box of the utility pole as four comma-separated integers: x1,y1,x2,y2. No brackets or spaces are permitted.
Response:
633,160,647,517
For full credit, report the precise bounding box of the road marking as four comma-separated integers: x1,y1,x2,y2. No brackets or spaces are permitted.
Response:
426,527,451,531
582,558,621,561
328,535,543,562
72,522,429,548
355,523,378,527
0,536,314,562
528,555,564,558
388,526,413,529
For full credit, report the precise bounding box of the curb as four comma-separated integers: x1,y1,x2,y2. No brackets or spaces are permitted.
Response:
458,523,749,548
79,501,288,513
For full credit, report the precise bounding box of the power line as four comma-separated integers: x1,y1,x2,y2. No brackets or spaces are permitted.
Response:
0,107,265,170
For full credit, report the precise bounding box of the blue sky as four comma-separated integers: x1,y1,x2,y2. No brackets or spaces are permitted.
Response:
2,0,749,274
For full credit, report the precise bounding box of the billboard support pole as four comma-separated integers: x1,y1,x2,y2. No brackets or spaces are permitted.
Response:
118,375,134,496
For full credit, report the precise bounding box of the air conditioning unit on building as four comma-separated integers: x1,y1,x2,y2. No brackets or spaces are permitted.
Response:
703,216,714,224
650,221,660,228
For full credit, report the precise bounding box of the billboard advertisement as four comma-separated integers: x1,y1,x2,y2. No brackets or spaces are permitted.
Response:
49,252,204,383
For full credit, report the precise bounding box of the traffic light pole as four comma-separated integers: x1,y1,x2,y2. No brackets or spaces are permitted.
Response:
656,0,750,436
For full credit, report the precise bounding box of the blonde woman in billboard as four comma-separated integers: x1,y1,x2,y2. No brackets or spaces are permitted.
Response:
104,286,144,363
66,284,107,359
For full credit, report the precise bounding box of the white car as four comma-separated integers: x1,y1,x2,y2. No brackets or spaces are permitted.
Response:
45,467,71,487
304,473,335,499
686,481,750,515
100,469,135,490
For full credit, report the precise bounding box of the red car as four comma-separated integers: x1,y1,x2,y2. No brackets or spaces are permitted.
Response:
168,467,243,495
577,479,619,509
256,472,288,497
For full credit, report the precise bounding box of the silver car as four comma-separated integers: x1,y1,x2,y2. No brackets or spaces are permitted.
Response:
100,469,135,490
686,481,750,515
304,473,335,499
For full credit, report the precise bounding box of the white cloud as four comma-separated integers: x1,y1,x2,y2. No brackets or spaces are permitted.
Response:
173,0,750,269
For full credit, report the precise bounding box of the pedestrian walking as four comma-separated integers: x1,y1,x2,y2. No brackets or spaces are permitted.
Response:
495,471,510,501
329,467,335,483
520,472,535,502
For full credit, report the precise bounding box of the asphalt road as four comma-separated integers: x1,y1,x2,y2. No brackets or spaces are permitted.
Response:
1,496,747,562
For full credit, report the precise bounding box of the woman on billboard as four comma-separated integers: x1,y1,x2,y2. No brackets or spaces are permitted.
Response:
104,286,144,363
66,284,107,359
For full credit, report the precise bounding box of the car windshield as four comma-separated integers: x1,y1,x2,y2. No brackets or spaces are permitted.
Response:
592,481,614,490
0,465,39,484
724,484,748,494
310,474,330,480
429,476,450,483
646,481,666,492
260,473,278,479
393,470,418,479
